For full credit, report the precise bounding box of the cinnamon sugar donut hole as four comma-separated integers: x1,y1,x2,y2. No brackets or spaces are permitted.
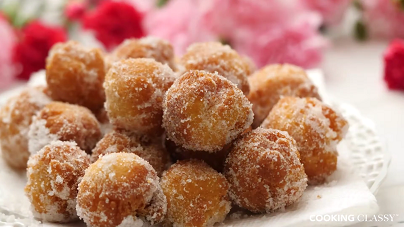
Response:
161,160,231,227
25,141,90,222
163,70,253,152
110,37,176,70
180,42,251,95
91,130,171,176
224,128,307,213
248,64,320,127
28,102,101,154
46,41,106,112
262,97,349,184
0,86,51,169
104,58,176,136
76,153,166,227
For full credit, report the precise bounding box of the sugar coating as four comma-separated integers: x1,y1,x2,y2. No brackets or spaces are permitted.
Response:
224,128,307,213
116,216,144,227
180,42,252,95
76,153,164,227
28,102,102,155
248,64,321,127
262,97,349,185
138,183,167,225
161,160,231,227
104,58,177,136
91,130,172,176
46,41,106,111
25,141,90,222
163,70,254,152
0,86,51,169
110,37,176,70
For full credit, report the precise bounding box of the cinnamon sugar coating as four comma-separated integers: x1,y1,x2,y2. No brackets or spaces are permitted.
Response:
262,97,348,184
25,141,90,222
248,64,320,127
161,160,231,227
110,37,176,70
28,102,101,154
104,58,176,136
0,86,51,169
46,41,106,112
224,128,307,213
163,70,253,152
180,42,251,95
76,153,165,227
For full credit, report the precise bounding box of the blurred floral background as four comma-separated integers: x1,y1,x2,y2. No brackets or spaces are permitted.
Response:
1,0,404,89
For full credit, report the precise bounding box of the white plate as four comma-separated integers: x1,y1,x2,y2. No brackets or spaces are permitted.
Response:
0,70,390,227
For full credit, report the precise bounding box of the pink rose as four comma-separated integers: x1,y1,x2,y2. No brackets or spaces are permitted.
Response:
83,1,145,50
200,0,326,68
384,39,404,90
299,0,353,25
0,15,16,89
361,0,404,39
144,0,217,55
200,0,293,36
145,0,326,68
232,14,327,68
65,1,88,21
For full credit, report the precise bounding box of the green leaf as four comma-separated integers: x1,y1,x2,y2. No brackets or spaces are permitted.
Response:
157,0,169,8
219,38,231,47
354,20,368,41
0,1,20,25
353,0,364,11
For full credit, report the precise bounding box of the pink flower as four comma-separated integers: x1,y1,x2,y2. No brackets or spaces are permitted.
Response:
0,15,16,89
200,0,326,68
361,0,404,38
65,1,88,21
233,17,327,68
13,21,67,80
383,39,404,90
145,0,326,68
127,0,156,14
144,0,217,55
83,1,145,50
200,0,293,36
299,0,353,25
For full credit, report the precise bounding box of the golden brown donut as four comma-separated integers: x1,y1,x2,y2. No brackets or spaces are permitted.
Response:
262,97,348,184
163,70,253,152
104,58,176,136
25,141,90,222
0,86,51,169
110,37,176,70
180,42,251,95
161,159,231,227
224,128,307,213
248,64,320,127
76,153,165,227
28,102,101,154
46,41,106,112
